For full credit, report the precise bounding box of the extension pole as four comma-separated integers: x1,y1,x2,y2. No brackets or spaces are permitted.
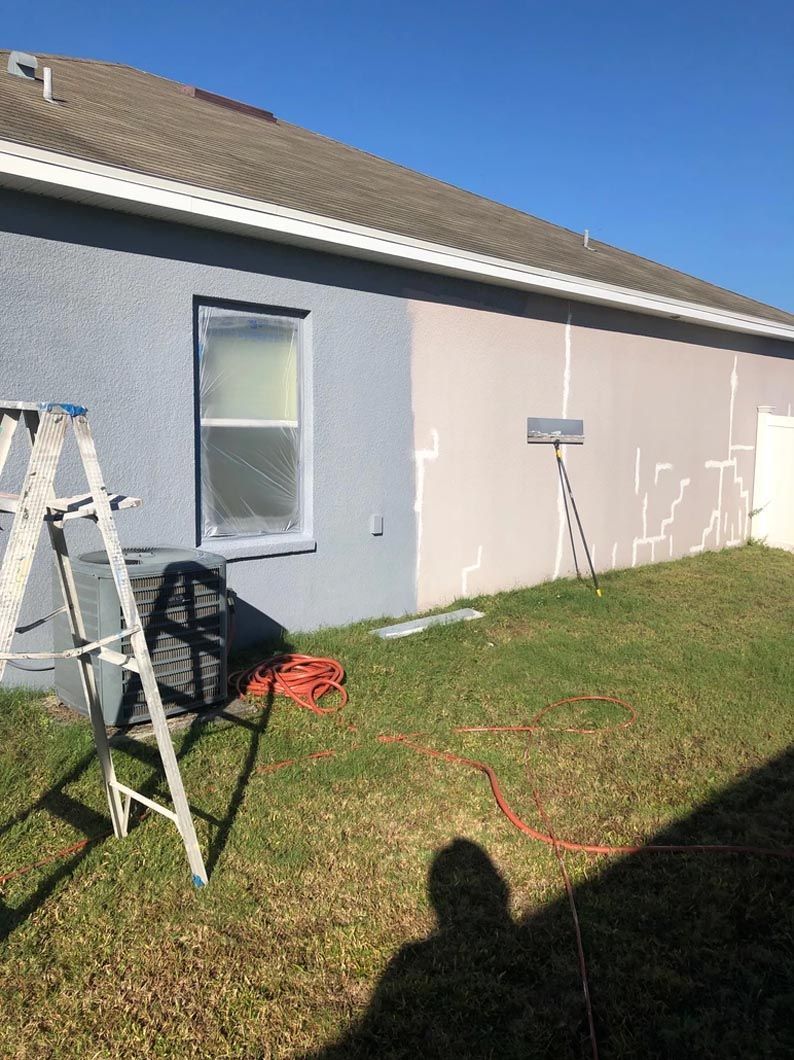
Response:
555,445,581,579
554,442,601,597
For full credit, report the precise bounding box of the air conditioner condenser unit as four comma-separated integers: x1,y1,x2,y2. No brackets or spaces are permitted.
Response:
55,546,228,726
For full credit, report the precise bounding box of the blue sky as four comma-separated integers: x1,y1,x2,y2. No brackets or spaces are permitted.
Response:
5,1,793,310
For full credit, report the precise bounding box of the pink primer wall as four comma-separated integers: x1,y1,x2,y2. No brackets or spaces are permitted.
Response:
409,298,794,610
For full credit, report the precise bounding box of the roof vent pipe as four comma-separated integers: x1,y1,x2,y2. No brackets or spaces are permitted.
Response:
583,228,590,250
43,66,54,103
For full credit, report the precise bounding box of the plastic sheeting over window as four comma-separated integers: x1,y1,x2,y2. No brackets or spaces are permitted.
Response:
198,305,301,538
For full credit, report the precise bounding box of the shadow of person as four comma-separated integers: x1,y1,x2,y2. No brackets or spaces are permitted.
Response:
307,837,579,1060
306,744,794,1060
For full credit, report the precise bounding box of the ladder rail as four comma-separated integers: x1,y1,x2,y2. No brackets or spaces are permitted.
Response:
0,409,69,683
71,414,208,885
49,518,130,839
23,406,129,840
0,409,21,480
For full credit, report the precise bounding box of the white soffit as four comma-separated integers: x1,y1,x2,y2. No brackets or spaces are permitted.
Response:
1,137,793,343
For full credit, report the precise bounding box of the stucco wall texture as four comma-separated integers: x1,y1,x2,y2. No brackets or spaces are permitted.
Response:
0,191,418,676
1,189,793,688
410,299,794,609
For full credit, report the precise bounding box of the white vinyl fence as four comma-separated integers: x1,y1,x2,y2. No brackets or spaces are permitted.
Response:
752,407,794,551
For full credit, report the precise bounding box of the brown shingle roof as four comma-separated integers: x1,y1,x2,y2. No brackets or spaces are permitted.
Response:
2,51,792,327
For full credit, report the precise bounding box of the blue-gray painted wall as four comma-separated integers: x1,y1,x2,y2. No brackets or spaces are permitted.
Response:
0,190,419,681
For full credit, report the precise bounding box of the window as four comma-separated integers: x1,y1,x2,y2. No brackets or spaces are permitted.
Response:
197,302,304,539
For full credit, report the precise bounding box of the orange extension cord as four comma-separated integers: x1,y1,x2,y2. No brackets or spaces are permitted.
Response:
4,660,793,1060
379,696,794,1060
230,653,348,714
244,671,793,1060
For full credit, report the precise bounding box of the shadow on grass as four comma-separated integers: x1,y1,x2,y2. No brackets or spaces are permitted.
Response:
0,652,290,941
307,745,794,1060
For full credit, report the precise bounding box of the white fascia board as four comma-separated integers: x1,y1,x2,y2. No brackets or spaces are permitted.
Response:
1,137,793,343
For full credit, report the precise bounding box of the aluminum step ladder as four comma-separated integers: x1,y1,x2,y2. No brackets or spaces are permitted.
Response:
0,401,208,886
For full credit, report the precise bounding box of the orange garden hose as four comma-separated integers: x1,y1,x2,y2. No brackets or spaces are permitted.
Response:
0,809,149,887
230,653,348,714
0,836,101,886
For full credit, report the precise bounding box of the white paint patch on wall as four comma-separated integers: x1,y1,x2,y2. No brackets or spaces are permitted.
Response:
414,428,439,592
632,474,691,565
461,544,483,596
553,305,573,579
654,462,672,484
690,356,753,552
408,295,793,612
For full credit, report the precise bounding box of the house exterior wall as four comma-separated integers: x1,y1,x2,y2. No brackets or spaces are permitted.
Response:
0,190,419,671
1,189,792,687
410,297,794,608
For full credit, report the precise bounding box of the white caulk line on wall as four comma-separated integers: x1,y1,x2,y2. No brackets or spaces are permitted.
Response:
633,477,690,566
413,428,439,593
660,478,690,538
690,355,753,553
634,448,641,495
553,305,573,579
728,357,737,449
461,545,483,596
654,462,673,485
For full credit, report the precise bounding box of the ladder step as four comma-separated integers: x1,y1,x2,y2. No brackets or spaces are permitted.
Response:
0,491,141,520
109,781,180,826
0,627,141,662
0,400,42,412
95,644,140,673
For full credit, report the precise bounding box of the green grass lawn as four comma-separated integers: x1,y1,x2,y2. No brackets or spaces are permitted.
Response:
1,546,793,1059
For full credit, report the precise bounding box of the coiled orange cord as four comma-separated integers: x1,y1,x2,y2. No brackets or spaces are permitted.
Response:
230,653,348,714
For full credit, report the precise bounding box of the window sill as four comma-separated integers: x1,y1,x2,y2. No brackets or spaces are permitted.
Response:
200,532,317,561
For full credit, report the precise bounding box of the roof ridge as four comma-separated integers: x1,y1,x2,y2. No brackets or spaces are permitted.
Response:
2,50,125,69
1,50,193,88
